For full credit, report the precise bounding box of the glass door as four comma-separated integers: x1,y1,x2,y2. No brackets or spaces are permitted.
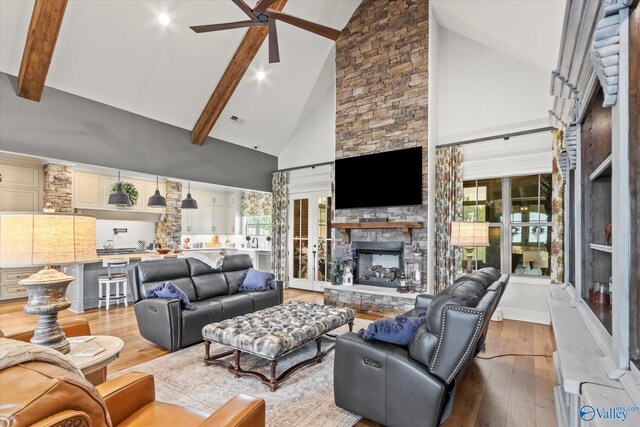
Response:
288,191,332,291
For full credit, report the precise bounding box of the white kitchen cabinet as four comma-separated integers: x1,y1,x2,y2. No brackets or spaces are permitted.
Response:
225,205,236,234
182,208,201,234
0,164,40,189
213,205,225,234
0,162,42,212
0,188,40,211
73,171,100,208
181,189,229,234
200,205,214,234
0,268,38,300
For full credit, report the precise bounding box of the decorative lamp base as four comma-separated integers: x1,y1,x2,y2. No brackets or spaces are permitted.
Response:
20,267,74,354
464,248,474,274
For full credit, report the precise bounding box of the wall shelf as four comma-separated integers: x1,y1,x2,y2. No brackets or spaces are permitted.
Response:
589,154,612,181
331,222,423,244
589,243,613,253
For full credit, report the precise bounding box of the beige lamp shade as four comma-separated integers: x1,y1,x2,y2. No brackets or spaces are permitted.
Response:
450,221,490,247
0,213,97,267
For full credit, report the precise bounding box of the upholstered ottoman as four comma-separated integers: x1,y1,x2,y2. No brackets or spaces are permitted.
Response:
202,301,355,391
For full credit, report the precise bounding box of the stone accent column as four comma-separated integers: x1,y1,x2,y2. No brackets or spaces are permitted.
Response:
333,0,428,279
155,180,182,250
43,164,73,213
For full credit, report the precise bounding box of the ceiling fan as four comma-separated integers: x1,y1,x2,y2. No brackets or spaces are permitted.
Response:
190,0,342,64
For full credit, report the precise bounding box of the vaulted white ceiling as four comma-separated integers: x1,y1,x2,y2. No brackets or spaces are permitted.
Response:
431,0,566,73
0,0,360,156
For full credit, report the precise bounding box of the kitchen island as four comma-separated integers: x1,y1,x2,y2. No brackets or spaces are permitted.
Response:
64,248,271,312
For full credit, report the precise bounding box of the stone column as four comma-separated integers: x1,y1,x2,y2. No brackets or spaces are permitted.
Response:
43,164,73,213
155,180,182,250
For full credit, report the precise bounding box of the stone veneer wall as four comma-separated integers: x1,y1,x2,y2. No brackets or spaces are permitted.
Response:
324,287,416,318
333,0,428,274
43,164,72,213
155,180,182,250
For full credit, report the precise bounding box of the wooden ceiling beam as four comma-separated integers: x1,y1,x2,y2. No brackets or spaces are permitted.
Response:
191,0,287,146
17,0,68,102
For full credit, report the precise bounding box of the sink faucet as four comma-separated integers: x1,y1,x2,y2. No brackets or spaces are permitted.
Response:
251,237,258,248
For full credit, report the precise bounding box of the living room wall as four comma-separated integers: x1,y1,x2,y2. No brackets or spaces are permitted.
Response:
333,0,428,268
0,73,276,192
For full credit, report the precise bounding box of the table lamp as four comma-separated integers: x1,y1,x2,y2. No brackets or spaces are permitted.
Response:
0,213,97,354
450,221,489,274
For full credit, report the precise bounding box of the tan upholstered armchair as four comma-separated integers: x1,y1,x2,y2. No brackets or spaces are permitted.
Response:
0,356,265,427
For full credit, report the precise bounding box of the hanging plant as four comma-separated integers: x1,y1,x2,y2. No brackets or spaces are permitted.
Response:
111,182,139,206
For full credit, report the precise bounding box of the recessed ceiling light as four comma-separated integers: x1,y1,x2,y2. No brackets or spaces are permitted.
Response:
256,70,266,81
158,13,170,26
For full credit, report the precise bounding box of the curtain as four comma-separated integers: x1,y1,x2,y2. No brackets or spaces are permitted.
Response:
434,146,463,292
271,172,288,281
241,191,272,216
551,130,565,284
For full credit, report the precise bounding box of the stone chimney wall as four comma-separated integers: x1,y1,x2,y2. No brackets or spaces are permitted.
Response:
334,0,428,272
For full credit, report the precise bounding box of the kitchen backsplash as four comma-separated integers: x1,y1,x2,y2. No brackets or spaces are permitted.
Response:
96,220,156,249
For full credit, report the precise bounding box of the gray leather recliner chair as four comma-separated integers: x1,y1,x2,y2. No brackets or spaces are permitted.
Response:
333,268,509,427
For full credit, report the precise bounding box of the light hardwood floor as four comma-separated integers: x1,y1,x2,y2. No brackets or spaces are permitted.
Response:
0,290,557,427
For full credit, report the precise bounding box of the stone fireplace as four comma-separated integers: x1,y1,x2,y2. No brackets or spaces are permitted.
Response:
352,241,403,288
324,0,427,318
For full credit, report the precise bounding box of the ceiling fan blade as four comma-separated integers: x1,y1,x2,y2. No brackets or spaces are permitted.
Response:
253,0,279,16
264,10,341,40
231,0,260,22
269,19,280,63
190,20,267,33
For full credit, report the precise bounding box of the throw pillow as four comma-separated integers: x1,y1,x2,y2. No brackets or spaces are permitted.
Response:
358,312,427,346
239,268,274,293
147,282,196,310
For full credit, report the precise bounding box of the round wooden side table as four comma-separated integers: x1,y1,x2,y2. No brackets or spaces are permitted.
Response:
67,335,124,385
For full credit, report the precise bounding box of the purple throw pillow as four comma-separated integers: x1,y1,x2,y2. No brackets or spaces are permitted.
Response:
147,282,196,310
239,268,274,293
357,312,427,346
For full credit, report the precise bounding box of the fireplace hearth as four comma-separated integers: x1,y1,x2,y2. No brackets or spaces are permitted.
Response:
352,241,404,288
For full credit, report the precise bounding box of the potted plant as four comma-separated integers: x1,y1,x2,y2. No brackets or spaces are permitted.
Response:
110,182,139,207
266,236,272,249
245,235,252,248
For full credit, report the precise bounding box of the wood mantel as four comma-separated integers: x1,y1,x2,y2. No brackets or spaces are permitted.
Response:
331,222,423,244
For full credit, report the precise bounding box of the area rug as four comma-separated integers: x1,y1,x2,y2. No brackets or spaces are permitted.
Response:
112,318,371,427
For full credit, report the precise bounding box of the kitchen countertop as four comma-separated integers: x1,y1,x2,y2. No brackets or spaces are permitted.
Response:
96,253,181,261
182,248,271,252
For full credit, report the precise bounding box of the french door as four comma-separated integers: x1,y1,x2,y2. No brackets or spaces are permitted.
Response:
288,191,332,291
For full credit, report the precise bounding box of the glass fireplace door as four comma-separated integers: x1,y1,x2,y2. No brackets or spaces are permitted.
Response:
288,191,332,292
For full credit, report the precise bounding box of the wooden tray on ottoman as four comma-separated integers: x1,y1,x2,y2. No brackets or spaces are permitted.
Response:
202,301,355,391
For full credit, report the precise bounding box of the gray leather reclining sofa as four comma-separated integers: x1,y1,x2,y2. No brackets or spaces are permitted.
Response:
130,254,284,352
334,268,509,427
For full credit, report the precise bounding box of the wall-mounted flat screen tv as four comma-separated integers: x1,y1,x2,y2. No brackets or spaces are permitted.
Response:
335,147,422,209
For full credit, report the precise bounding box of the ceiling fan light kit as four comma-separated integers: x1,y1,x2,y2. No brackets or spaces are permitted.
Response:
190,0,341,64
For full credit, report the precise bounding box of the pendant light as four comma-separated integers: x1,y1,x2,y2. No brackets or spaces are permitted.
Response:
181,182,198,209
147,177,167,207
108,171,132,206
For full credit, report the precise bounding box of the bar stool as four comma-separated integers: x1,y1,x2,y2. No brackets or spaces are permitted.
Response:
98,258,129,310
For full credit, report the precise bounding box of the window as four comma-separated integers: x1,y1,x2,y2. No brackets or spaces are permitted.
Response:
243,215,271,236
462,174,552,277
510,174,552,276
463,179,502,270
